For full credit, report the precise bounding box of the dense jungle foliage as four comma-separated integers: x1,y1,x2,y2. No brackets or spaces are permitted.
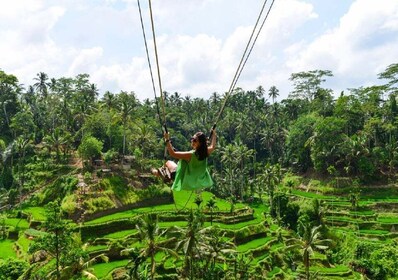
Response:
1,63,398,280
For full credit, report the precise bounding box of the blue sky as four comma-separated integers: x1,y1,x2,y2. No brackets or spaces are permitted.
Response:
1,0,397,101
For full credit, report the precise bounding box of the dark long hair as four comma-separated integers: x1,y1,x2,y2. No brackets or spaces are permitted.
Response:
194,132,208,160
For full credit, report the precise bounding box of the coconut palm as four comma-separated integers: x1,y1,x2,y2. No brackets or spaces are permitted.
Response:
116,91,137,157
205,196,218,225
33,72,50,99
56,243,109,280
172,210,208,279
202,226,236,277
258,163,281,209
133,214,178,280
121,247,146,280
268,85,279,104
43,128,71,163
286,224,330,280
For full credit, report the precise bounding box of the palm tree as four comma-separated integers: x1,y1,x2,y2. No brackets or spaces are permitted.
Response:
258,163,281,209
133,214,178,280
202,227,235,277
268,85,279,104
172,210,208,279
205,197,218,225
57,243,109,280
43,128,70,163
234,140,255,200
286,224,330,280
194,193,203,209
13,136,31,202
117,91,137,157
33,72,50,99
121,247,146,280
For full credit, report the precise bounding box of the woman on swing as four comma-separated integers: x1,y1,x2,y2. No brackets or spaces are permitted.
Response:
152,129,217,191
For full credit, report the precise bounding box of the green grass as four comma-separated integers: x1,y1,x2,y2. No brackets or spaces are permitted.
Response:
85,191,244,225
92,259,129,279
0,239,17,259
22,206,47,221
5,218,29,229
310,264,351,274
16,235,32,254
359,229,390,235
236,236,274,252
103,229,137,239
349,210,375,216
377,215,398,224
87,244,108,253
291,190,335,200
173,191,245,211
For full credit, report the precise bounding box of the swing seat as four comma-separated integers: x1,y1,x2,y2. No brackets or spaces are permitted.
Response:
158,166,173,183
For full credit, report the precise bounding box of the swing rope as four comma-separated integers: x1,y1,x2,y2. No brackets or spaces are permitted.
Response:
136,0,163,133
138,0,191,212
148,0,168,134
211,0,275,139
137,0,276,211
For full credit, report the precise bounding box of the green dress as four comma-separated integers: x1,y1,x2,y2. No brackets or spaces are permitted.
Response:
171,151,213,191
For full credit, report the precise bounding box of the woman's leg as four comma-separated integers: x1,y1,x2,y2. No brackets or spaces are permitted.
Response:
165,160,177,173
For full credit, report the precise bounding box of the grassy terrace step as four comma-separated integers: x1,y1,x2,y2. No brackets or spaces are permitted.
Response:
236,236,274,253
325,216,398,230
0,239,17,259
103,229,137,239
325,211,377,220
22,206,47,221
266,267,283,279
92,259,129,279
4,218,29,230
84,201,243,225
291,190,335,200
309,264,353,277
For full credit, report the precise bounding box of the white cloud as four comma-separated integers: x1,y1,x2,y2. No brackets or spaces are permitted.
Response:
68,47,104,77
1,0,397,102
285,0,398,92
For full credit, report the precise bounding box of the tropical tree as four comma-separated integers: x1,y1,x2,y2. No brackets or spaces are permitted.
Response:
306,116,346,173
43,128,71,163
201,226,236,279
172,210,208,279
116,91,138,157
286,224,330,280
286,113,317,172
33,72,50,99
0,70,21,139
132,214,178,280
268,85,279,104
205,196,218,225
257,163,281,209
77,136,103,167
58,240,108,280
378,63,398,94
121,247,146,280
289,69,333,102
29,201,74,280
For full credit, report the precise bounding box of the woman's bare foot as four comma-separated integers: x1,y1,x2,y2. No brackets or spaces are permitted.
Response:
151,168,160,176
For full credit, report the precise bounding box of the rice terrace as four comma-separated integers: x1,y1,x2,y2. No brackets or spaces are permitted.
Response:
1,0,398,279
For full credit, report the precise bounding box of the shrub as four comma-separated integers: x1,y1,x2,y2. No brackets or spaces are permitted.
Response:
61,194,78,215
78,136,104,162
0,258,29,279
84,196,115,214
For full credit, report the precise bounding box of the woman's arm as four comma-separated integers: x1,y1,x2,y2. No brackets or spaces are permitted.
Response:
164,133,192,161
207,129,217,155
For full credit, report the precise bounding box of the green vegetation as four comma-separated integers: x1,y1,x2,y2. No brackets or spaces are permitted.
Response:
1,63,398,279
0,239,17,259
